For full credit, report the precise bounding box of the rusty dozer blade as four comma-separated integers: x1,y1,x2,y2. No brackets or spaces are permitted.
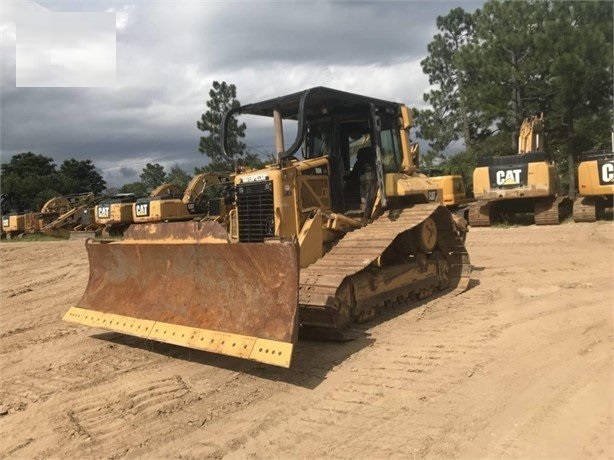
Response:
64,221,299,368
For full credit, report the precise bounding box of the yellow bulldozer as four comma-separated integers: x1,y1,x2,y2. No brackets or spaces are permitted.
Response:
573,150,614,221
132,173,233,224
469,114,571,226
64,87,470,368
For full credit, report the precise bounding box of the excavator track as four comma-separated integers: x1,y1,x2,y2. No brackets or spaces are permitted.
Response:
573,197,597,222
298,203,470,335
468,200,493,227
534,196,571,225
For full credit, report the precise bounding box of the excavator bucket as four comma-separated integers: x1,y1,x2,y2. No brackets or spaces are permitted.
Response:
64,221,300,367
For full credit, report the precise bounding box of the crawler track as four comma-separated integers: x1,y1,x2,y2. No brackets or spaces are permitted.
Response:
469,196,571,226
468,201,493,227
573,197,597,222
534,196,571,225
299,203,470,332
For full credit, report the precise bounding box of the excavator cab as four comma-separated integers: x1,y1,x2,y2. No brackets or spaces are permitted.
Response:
65,87,469,368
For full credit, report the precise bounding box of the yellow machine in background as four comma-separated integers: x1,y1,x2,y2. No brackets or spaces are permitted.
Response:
64,87,470,368
470,114,571,226
95,193,140,236
40,193,97,238
573,150,614,221
428,174,471,208
132,174,233,224
1,193,95,238
0,193,7,239
2,211,38,238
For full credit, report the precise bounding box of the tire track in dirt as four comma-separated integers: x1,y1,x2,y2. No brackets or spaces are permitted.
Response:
65,376,194,442
150,274,504,459
0,242,89,361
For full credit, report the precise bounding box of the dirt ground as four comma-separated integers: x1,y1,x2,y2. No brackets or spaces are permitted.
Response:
0,221,612,459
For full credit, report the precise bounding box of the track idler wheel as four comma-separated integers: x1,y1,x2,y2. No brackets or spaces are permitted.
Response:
415,217,437,253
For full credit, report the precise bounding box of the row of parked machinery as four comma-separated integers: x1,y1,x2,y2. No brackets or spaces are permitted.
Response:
0,173,234,239
469,114,613,225
93,173,233,236
1,193,97,239
428,114,612,226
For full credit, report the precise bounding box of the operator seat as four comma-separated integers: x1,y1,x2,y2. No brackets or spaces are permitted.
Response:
353,147,375,176
343,146,376,212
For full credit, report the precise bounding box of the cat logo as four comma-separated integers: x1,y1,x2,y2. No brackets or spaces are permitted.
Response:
97,205,110,219
600,161,614,184
427,189,438,201
2,217,9,228
135,203,149,217
495,169,522,186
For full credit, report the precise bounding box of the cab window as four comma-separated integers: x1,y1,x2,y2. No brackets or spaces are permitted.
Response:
379,123,401,173
306,123,333,158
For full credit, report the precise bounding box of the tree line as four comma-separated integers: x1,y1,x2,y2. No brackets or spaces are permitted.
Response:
416,0,612,195
1,153,106,211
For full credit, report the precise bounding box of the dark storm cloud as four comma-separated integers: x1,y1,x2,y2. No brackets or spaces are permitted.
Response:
121,1,458,72
175,2,434,68
1,1,482,187
1,86,193,154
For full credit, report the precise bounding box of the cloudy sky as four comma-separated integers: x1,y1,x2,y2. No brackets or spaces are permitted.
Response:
1,0,481,188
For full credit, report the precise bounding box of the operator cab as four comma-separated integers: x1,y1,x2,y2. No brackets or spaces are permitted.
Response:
222,87,407,217
301,105,404,214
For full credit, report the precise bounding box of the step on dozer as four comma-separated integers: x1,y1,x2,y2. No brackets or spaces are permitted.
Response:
64,221,300,367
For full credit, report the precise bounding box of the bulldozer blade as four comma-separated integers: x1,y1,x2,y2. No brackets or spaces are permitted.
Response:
64,239,299,367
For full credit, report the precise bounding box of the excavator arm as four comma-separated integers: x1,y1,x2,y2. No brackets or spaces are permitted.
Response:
518,114,545,154
150,183,182,197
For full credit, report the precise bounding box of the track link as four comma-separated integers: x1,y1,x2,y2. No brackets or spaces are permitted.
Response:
534,196,571,225
468,200,492,227
298,204,470,333
573,197,597,222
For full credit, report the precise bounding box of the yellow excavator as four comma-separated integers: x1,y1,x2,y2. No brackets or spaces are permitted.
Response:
94,184,178,236
95,193,140,236
0,193,7,239
64,87,470,368
470,114,571,226
132,173,233,224
573,150,614,221
39,193,97,238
